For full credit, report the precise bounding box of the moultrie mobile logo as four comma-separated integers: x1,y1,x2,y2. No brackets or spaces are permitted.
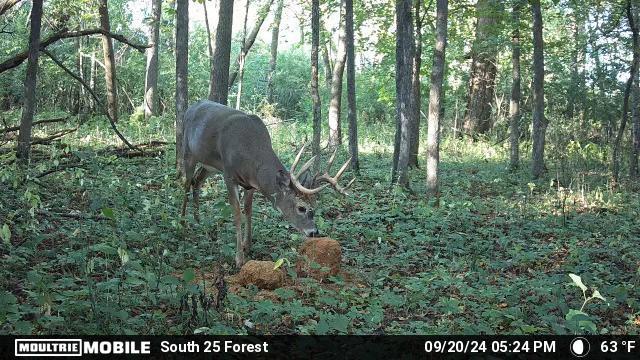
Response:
15,339,82,357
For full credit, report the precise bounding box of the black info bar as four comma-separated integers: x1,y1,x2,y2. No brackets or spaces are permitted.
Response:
4,336,640,359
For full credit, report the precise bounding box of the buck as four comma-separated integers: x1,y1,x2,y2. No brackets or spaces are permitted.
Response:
181,100,353,267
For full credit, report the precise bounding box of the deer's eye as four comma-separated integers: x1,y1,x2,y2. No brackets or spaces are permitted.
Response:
297,206,306,213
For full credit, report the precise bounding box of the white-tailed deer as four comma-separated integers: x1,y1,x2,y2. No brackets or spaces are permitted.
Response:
181,100,353,267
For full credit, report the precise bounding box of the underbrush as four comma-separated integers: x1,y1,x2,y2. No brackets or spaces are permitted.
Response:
1,114,639,335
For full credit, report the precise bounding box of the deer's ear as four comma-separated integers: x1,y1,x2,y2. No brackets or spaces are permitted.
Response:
277,169,291,190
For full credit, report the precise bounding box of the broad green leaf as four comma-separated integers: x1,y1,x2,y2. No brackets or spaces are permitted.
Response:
1,224,10,245
102,207,115,219
183,268,195,283
591,289,605,302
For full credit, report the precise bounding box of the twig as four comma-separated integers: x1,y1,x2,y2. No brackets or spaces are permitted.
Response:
31,127,77,145
42,50,142,153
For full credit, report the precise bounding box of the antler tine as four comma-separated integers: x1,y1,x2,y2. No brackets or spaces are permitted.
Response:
325,148,338,174
333,156,352,181
297,155,317,178
290,143,307,174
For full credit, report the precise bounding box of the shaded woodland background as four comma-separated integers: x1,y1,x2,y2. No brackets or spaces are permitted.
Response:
1,0,639,335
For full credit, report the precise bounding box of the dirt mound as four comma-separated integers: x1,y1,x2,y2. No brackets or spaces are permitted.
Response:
235,260,286,290
296,237,341,281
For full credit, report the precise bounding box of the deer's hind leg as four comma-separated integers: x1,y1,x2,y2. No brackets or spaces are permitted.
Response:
191,166,212,223
242,189,255,255
180,158,196,219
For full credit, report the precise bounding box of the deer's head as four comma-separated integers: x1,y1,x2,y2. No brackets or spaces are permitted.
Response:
273,144,355,238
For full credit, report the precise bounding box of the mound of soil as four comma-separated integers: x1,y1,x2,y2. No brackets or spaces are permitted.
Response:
296,237,341,281
235,260,286,290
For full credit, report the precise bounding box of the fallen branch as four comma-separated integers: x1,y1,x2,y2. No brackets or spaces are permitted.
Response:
1,28,148,73
103,140,169,158
31,127,77,145
0,0,23,17
42,50,142,153
36,208,109,221
1,116,68,134
36,162,84,178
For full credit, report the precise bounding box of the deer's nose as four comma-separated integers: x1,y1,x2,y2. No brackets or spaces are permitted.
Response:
304,228,320,238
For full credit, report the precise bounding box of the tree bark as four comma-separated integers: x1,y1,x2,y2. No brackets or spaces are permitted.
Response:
175,0,189,175
328,0,347,147
235,0,250,110
408,0,422,168
228,0,275,89
463,0,501,137
392,0,414,187
209,0,233,104
613,0,639,185
567,4,585,122
426,0,448,203
267,0,284,103
509,1,521,170
311,0,322,163
530,0,547,179
16,0,42,164
345,0,358,172
0,0,23,16
98,0,118,123
144,0,162,119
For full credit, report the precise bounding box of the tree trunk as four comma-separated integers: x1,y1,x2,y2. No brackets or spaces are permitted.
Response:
328,0,347,147
463,0,500,137
209,0,233,104
345,0,358,172
89,51,96,112
391,0,414,187
426,0,448,202
567,4,585,122
509,1,521,170
322,41,333,89
408,0,422,168
311,0,322,163
235,0,250,110
228,0,275,89
267,0,284,103
530,0,547,179
630,70,640,178
613,1,639,185
175,0,189,175
98,0,118,122
144,0,162,119
16,0,43,164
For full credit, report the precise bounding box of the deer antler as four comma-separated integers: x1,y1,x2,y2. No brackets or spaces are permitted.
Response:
315,148,355,195
290,143,329,195
290,144,355,196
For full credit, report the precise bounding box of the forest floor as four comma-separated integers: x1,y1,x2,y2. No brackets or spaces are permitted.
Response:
1,113,639,335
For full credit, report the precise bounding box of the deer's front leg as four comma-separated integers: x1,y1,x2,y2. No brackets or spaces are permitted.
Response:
242,189,255,254
225,179,245,268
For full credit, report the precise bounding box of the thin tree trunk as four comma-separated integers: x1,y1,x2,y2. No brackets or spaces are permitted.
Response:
392,0,414,187
509,1,521,170
567,5,585,121
463,0,500,137
89,50,96,112
328,0,347,147
630,70,640,178
311,0,322,163
175,0,189,175
228,0,275,88
203,0,214,97
322,41,333,89
209,0,233,104
16,0,43,164
236,0,250,110
530,0,547,179
267,0,284,103
408,0,422,168
426,0,448,203
98,0,118,122
144,0,162,119
345,0,358,172
613,0,639,185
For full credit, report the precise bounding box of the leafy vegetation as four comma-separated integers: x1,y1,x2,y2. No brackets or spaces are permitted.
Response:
1,113,638,335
